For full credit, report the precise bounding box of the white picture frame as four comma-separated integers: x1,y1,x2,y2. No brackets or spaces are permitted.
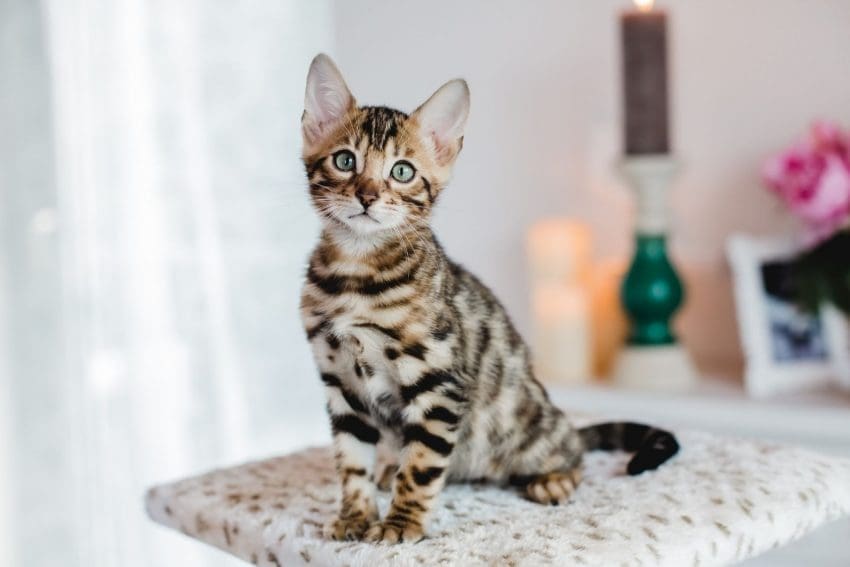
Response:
823,303,850,391
727,234,850,398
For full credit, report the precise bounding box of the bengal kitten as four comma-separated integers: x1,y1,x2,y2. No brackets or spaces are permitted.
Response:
299,54,679,544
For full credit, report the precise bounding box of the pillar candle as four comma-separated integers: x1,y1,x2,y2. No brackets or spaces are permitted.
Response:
621,0,670,155
527,220,591,284
532,283,590,384
527,220,593,384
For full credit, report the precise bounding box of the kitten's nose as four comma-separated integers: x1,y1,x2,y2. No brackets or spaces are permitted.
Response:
355,187,379,209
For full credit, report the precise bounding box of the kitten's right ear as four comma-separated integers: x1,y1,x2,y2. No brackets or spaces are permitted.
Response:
302,54,355,151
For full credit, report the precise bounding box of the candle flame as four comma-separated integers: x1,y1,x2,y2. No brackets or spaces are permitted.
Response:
634,0,654,11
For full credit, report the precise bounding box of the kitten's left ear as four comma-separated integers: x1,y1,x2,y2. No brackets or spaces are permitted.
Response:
412,79,470,166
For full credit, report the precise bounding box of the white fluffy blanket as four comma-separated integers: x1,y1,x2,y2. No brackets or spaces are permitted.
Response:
145,431,850,566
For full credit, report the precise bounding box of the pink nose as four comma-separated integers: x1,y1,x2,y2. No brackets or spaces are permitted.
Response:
355,189,379,209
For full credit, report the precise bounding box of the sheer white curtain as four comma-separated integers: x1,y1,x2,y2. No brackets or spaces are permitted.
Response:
2,1,332,565
0,265,11,565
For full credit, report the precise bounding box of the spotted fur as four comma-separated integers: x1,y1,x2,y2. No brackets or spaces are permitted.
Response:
298,54,679,544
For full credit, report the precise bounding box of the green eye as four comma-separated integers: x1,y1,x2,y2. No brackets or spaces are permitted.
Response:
333,150,356,172
390,161,416,183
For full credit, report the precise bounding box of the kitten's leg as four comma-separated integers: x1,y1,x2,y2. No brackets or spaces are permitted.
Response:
508,409,584,506
319,369,381,541
304,318,381,540
365,367,464,544
327,417,381,539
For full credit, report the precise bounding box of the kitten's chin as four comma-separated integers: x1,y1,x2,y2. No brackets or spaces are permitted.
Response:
324,219,401,255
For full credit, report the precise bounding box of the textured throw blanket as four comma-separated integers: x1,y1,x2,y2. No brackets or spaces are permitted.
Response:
146,431,850,566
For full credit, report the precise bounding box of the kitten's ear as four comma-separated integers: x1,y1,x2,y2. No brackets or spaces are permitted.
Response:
302,54,355,150
412,79,470,166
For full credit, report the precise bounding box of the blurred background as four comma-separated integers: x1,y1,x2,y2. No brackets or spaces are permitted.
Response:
1,0,849,565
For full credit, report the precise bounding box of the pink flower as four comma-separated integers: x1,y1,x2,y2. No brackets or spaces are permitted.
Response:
763,122,850,241
811,121,850,164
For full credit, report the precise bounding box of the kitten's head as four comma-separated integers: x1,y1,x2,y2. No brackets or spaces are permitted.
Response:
301,54,469,236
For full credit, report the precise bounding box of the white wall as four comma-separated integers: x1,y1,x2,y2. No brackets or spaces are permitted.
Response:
332,0,850,376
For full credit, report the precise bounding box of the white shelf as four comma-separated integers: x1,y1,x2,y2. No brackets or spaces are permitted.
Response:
549,377,850,457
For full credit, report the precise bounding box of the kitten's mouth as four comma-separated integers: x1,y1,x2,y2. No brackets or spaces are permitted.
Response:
348,212,379,223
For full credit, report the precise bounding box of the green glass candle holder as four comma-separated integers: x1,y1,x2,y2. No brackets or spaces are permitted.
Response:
611,155,696,391
621,234,684,345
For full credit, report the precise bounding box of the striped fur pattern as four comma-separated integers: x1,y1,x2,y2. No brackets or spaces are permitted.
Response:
298,54,679,544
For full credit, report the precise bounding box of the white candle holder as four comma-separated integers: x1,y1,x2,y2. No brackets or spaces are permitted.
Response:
611,154,697,390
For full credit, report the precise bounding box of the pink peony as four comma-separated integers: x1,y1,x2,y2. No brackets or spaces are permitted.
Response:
763,122,850,242
811,121,850,163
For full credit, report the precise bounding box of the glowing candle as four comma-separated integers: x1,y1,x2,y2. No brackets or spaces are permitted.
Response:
621,0,670,155
527,220,591,285
527,220,592,384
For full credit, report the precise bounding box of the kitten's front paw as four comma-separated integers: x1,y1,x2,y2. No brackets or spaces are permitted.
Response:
324,513,374,541
364,518,424,544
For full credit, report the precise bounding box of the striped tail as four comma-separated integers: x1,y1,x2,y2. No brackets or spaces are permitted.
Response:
579,422,679,475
